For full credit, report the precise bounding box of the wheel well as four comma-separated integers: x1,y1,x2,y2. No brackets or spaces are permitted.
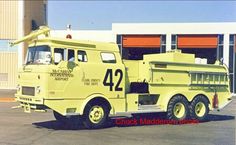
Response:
168,94,190,105
85,97,112,112
192,94,210,104
166,93,190,107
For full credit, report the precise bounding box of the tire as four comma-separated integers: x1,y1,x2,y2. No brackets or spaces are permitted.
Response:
83,102,109,129
167,95,189,120
189,95,209,122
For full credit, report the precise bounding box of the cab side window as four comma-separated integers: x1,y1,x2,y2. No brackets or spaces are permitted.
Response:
101,52,116,63
78,50,88,62
68,49,75,62
54,48,66,64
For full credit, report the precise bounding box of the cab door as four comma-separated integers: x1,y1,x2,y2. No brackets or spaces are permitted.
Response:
74,50,125,99
99,52,126,99
74,49,126,112
99,52,126,113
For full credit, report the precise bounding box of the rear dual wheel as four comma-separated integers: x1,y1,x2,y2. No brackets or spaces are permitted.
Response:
167,95,209,122
189,95,209,121
167,95,189,120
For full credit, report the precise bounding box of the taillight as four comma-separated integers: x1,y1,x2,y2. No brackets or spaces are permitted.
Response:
212,93,219,108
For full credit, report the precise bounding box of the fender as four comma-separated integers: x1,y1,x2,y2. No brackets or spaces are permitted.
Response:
79,93,114,115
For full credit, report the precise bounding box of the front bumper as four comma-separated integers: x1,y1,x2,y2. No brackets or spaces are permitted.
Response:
15,94,47,113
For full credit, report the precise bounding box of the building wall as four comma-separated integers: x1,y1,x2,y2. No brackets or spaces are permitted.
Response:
0,52,18,89
0,1,19,89
0,0,47,89
112,23,236,93
21,0,47,63
51,30,116,42
0,1,18,39
112,23,236,53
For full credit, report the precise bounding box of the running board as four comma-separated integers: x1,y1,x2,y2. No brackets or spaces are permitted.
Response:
137,105,163,113
111,105,164,117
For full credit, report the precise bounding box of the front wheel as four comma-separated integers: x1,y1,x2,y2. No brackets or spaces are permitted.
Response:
189,95,209,122
83,102,109,129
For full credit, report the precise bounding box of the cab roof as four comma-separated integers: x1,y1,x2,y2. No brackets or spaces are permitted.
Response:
31,37,120,52
10,26,119,52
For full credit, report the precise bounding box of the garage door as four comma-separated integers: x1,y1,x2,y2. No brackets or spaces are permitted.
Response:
177,35,218,49
122,35,161,48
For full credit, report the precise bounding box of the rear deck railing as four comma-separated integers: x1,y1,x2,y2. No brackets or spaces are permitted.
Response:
189,71,228,87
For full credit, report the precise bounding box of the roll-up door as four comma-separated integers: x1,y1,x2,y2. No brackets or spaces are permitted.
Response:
122,35,161,48
177,35,218,49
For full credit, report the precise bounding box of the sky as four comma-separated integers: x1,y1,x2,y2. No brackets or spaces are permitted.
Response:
48,1,236,30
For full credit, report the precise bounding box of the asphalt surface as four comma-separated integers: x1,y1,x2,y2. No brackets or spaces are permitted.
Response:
0,94,235,145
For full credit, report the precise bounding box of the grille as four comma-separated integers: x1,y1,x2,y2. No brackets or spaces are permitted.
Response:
22,86,35,96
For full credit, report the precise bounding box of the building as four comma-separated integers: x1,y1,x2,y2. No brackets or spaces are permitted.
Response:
52,22,236,93
0,0,47,89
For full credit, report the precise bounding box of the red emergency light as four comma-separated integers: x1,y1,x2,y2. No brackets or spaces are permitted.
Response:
66,34,72,39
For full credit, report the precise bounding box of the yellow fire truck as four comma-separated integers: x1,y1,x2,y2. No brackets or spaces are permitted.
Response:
12,26,232,129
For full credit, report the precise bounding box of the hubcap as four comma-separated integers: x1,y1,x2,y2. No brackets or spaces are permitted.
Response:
173,103,186,119
89,105,104,124
195,102,206,117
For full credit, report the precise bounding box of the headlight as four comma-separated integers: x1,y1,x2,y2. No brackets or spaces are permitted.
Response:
36,86,41,94
16,84,21,92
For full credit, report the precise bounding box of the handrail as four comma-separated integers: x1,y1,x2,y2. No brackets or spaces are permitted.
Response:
189,71,228,87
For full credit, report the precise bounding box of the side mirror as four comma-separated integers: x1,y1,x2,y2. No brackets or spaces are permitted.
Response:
54,53,62,64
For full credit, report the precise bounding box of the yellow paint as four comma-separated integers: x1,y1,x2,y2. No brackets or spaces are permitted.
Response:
195,102,206,117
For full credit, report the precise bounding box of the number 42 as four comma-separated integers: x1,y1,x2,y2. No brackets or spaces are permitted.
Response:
103,69,123,91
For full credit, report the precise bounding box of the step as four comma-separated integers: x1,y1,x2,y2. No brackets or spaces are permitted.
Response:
138,105,162,112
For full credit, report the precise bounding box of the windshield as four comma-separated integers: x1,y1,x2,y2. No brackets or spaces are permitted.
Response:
26,45,51,65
